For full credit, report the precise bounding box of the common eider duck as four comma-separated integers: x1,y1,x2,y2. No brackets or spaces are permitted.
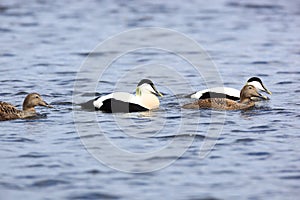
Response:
182,85,262,110
85,79,163,113
189,77,271,101
0,93,53,121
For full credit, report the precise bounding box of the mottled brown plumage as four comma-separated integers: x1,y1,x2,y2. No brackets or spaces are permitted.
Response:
182,85,262,110
0,93,53,121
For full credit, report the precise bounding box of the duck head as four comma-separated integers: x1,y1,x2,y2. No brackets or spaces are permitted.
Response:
246,77,272,95
240,85,263,103
136,79,163,97
22,93,53,111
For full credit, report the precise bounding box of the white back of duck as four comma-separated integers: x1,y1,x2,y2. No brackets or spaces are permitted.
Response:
93,92,139,109
191,87,240,99
91,79,163,113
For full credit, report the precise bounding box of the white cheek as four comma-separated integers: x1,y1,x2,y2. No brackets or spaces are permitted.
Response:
140,84,155,94
249,81,264,91
147,85,156,93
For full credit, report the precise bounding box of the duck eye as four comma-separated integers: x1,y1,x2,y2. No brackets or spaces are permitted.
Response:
35,95,39,98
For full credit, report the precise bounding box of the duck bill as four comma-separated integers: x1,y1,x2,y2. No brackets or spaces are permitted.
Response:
262,84,272,95
260,95,270,100
153,87,163,97
39,101,53,108
150,84,163,97
156,91,163,97
265,89,272,95
255,92,269,100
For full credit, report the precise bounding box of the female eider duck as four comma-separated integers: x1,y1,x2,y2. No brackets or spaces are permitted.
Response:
0,93,53,121
183,85,263,110
189,77,271,101
90,79,163,113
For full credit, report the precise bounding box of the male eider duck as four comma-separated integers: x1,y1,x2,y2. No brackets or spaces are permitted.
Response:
89,79,163,113
0,93,53,121
189,77,271,101
183,85,263,110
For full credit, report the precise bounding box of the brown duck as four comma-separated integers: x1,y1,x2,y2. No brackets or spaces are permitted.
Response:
182,85,262,110
0,93,53,121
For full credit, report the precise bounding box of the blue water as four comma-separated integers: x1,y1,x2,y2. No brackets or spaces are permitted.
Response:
1,0,300,199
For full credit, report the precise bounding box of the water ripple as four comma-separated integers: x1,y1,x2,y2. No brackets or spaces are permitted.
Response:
19,152,49,158
245,152,271,157
234,138,257,144
30,179,69,188
279,175,300,180
1,137,36,143
69,192,120,200
0,181,22,190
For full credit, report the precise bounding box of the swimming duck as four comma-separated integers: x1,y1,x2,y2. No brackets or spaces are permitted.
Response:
182,85,263,110
84,79,163,113
189,77,271,101
0,93,53,121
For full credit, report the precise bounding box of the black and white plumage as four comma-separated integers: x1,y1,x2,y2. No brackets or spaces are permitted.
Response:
85,79,163,113
189,77,272,101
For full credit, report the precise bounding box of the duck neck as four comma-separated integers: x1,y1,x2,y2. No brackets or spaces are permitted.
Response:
22,105,36,113
240,97,252,104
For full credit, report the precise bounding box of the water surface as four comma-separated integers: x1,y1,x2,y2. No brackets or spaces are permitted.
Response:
0,0,300,199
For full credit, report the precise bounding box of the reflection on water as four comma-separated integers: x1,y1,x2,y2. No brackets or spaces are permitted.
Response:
1,0,300,199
